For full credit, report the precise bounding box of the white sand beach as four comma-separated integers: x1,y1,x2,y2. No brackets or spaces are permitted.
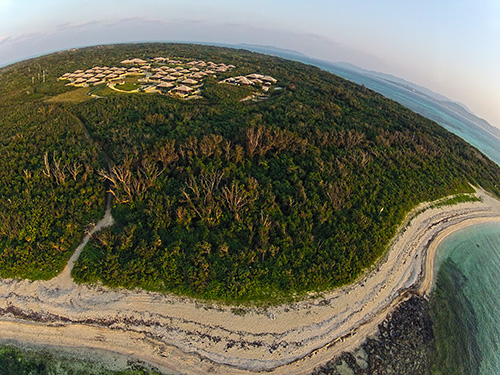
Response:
1,187,500,374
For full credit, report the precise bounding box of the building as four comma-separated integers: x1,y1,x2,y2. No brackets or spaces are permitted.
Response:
261,76,277,84
60,56,239,99
171,85,194,98
163,75,178,82
247,74,264,80
121,58,147,65
182,78,198,85
87,77,102,86
237,77,254,85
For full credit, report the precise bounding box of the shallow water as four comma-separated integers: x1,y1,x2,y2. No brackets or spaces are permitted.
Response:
431,223,500,374
321,64,500,166
320,63,500,374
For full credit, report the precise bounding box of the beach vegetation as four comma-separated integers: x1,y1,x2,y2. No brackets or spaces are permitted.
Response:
430,193,482,209
0,345,163,375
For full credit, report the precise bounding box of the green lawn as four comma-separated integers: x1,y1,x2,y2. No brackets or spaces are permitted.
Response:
91,84,122,96
114,82,140,92
46,87,92,103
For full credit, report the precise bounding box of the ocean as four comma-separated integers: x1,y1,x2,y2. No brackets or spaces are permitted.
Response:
331,66,500,163
431,223,500,374
318,64,500,375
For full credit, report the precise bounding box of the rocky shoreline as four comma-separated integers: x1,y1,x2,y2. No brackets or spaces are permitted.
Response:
0,296,437,375
312,296,434,375
1,188,499,374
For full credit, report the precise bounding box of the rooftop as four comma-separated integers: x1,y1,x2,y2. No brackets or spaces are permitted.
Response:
59,56,244,100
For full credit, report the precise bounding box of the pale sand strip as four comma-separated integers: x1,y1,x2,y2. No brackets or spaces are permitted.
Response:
1,187,500,374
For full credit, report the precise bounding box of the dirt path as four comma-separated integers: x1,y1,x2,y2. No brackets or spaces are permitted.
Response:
1,188,500,374
50,112,115,288
52,192,114,289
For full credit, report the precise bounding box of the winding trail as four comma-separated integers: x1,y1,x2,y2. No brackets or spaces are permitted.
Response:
53,192,114,289
1,188,500,374
52,110,116,289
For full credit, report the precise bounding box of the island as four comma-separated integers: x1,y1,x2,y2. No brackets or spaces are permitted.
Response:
1,43,500,374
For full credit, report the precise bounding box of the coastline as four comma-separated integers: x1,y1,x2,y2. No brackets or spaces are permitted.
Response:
1,187,500,374
414,214,500,297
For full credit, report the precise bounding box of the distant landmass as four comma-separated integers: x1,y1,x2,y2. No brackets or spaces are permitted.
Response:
236,43,309,60
343,62,500,140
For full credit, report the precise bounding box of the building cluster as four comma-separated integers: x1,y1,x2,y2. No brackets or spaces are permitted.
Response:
139,59,236,97
220,73,278,91
58,66,135,87
58,56,276,99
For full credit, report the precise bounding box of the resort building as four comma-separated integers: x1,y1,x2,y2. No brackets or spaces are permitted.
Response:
171,85,194,98
121,58,147,65
58,55,247,100
182,78,198,85
262,76,278,84
220,72,278,91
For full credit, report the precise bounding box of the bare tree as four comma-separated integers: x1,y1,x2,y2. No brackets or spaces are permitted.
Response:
199,134,223,158
222,180,258,221
223,140,232,161
43,152,68,184
140,159,164,188
182,136,199,160
325,182,350,211
181,170,224,226
246,126,263,156
99,159,141,203
157,139,178,167
234,144,245,164
43,152,51,178
51,155,67,184
350,149,371,168
68,162,82,181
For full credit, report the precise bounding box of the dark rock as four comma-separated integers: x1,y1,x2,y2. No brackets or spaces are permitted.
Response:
311,296,433,375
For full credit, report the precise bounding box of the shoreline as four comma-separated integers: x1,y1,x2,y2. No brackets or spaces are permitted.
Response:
414,214,500,297
1,188,500,374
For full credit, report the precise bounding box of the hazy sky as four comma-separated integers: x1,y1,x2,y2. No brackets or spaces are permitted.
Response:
1,0,499,127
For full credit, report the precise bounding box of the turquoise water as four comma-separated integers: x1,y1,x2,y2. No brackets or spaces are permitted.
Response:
317,62,500,374
319,62,500,374
431,223,500,374
321,64,500,166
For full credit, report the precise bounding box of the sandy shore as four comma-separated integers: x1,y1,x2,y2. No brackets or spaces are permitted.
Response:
1,187,500,374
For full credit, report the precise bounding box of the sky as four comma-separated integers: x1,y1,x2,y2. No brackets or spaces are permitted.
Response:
1,0,499,127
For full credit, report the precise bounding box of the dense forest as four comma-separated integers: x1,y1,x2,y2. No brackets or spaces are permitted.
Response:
0,58,104,279
1,43,500,301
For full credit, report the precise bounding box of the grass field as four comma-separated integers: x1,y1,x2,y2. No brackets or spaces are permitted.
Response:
114,82,140,91
46,87,92,103
90,85,116,96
